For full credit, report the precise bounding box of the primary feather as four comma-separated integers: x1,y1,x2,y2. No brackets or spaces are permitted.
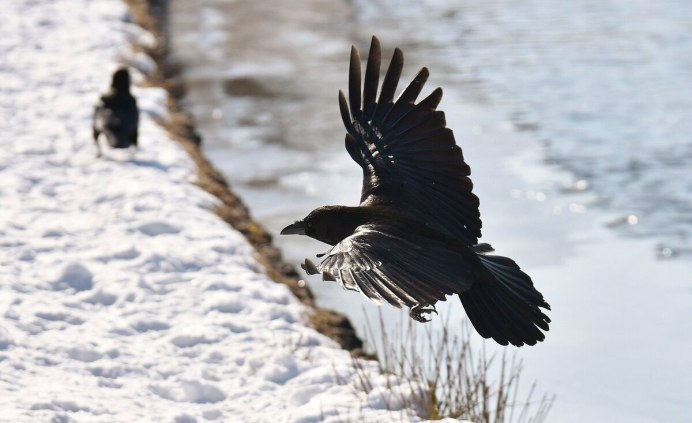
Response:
339,37,481,246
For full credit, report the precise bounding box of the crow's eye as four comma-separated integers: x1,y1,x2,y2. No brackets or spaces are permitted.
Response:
307,221,313,229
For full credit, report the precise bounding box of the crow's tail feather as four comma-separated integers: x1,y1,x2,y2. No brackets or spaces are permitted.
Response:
460,253,550,347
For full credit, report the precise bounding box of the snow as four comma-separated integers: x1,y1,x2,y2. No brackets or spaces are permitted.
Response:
0,1,439,421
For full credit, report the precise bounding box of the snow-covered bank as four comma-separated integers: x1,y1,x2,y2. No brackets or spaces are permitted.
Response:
0,1,430,421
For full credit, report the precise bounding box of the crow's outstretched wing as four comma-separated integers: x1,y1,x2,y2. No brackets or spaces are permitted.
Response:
307,223,475,308
339,36,482,245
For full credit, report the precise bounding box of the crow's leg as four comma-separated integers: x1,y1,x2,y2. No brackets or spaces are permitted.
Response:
93,132,102,158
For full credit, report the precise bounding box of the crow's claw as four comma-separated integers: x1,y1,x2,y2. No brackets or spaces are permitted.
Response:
409,304,437,323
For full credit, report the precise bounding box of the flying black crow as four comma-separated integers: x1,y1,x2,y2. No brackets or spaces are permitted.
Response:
92,68,139,157
281,36,550,347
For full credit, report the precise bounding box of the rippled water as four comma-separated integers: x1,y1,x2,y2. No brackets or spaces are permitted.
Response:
170,0,692,421
171,0,692,255
431,0,692,254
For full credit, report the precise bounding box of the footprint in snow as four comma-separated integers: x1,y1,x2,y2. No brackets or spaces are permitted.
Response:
53,262,93,292
203,281,242,292
256,353,298,384
35,310,85,325
90,364,140,379
137,221,181,236
169,327,227,348
174,414,197,423
111,246,140,260
170,334,215,348
83,290,117,306
209,300,245,314
131,319,171,333
202,410,222,420
67,346,102,363
150,381,226,403
0,329,13,350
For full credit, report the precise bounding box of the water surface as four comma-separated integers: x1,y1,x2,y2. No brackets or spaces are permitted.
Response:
170,0,692,421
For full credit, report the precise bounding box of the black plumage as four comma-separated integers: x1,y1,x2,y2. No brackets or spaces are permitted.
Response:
281,36,550,347
92,68,139,156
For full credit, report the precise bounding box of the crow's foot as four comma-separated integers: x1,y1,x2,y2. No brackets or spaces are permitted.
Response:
409,304,437,323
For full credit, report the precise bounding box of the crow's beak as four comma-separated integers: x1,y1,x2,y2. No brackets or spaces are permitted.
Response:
280,220,307,235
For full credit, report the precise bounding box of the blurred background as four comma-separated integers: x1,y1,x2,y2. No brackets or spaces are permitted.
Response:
169,0,692,421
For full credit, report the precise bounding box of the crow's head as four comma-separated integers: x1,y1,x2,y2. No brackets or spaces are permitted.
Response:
112,68,131,92
281,205,364,246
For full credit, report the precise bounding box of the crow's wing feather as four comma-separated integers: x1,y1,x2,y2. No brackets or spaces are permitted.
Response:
315,224,474,308
340,37,482,245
